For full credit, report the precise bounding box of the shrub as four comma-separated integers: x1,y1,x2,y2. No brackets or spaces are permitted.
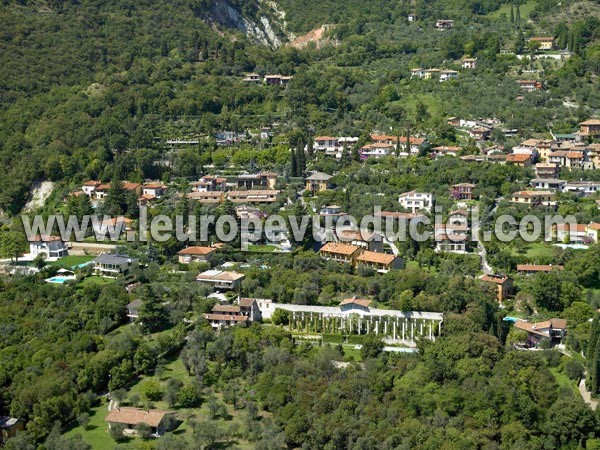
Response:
109,423,127,442
178,384,202,408
141,380,163,402
136,422,153,440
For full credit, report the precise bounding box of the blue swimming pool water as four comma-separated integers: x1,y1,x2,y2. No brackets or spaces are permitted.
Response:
46,276,73,284
503,316,520,323
71,261,94,269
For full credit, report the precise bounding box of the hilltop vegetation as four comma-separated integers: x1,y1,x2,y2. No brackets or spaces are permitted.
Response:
0,0,599,214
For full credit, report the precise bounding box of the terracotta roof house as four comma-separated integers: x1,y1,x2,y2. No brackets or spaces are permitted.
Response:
506,153,532,167
177,246,216,264
450,183,476,200
513,318,566,347
586,222,600,243
204,298,261,328
105,407,175,436
552,223,587,243
186,191,224,204
196,270,245,290
433,146,461,157
517,264,564,275
226,190,279,203
337,229,383,251
319,242,363,263
354,251,404,272
480,274,513,302
339,297,372,312
529,37,555,50
510,190,555,206
142,183,167,199
580,119,600,137
82,180,101,196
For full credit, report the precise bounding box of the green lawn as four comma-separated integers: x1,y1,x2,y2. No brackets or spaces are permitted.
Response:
48,255,94,269
489,0,536,19
247,244,278,253
66,357,258,449
77,276,115,288
64,403,131,450
510,241,555,260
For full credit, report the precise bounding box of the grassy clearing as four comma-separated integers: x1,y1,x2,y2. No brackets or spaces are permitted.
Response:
66,358,259,449
48,255,94,269
489,0,536,19
77,276,115,288
247,244,279,253
510,241,555,260
64,402,130,450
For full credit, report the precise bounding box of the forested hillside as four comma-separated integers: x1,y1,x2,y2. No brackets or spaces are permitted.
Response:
1,0,599,214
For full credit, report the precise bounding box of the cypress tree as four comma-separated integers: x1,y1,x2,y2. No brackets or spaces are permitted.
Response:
515,4,521,28
290,147,297,177
587,315,599,360
593,342,600,395
587,315,600,391
296,143,306,177
510,4,514,24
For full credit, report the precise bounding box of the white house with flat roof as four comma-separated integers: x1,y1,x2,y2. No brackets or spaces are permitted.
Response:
398,191,434,213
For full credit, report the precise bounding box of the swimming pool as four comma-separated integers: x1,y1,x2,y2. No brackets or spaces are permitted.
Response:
46,276,76,284
72,261,94,269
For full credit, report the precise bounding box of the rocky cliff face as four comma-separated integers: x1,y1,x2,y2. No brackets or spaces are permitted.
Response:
206,0,284,49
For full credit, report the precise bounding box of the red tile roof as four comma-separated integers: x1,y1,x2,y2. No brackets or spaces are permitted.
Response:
320,242,362,256
105,408,174,428
517,264,564,272
339,298,372,308
355,251,396,265
177,246,216,256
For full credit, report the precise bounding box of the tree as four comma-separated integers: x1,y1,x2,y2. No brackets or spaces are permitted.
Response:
191,420,221,449
138,297,169,334
361,335,384,359
103,176,127,216
141,379,163,402
33,253,47,269
514,31,525,54
564,359,584,381
136,422,153,440
165,379,183,407
528,40,542,55
77,412,90,430
271,308,290,326
109,423,127,442
178,384,202,408
111,388,127,406
0,230,26,263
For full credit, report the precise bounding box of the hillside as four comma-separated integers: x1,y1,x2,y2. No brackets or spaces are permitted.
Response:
0,0,599,214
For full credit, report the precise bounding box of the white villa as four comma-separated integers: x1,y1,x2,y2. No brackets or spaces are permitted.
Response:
28,235,68,259
398,191,434,213
256,298,444,345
